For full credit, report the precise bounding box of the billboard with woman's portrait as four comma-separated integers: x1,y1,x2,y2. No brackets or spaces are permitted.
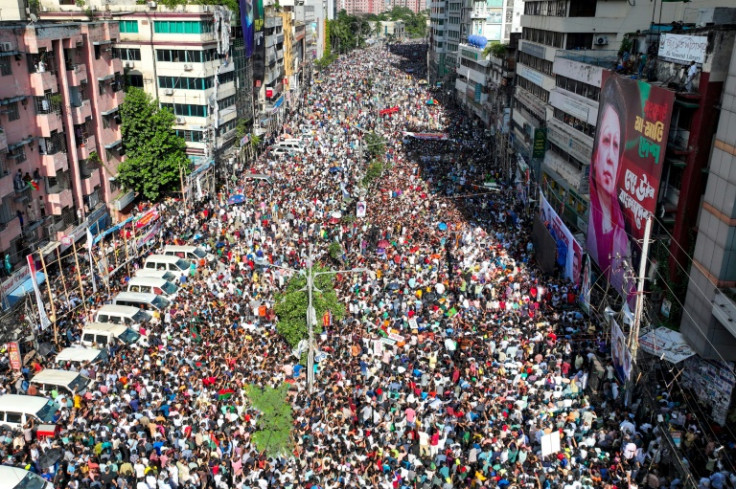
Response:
587,73,675,306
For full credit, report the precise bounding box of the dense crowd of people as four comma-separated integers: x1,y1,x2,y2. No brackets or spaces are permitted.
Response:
1,43,734,489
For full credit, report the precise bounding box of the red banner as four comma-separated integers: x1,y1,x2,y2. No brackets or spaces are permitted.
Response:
7,342,21,372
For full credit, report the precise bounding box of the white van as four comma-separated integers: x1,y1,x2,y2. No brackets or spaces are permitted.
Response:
113,291,170,312
135,268,179,283
162,245,215,266
0,394,58,430
56,347,108,365
0,465,54,489
30,369,91,396
80,322,141,348
272,145,305,156
143,254,191,274
127,276,179,298
95,304,151,329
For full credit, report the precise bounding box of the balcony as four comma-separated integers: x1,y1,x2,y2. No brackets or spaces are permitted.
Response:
265,17,282,29
71,99,93,125
81,169,101,196
276,33,285,45
514,87,546,121
547,117,593,163
47,188,74,214
78,135,97,160
0,129,7,153
66,63,87,86
37,110,64,137
29,70,57,97
40,152,67,178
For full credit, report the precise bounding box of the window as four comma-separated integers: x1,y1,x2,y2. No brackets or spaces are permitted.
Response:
156,48,219,63
175,130,204,142
153,21,213,34
5,412,21,424
218,71,235,85
565,33,593,50
7,147,26,163
161,103,208,117
6,102,19,121
518,52,553,76
0,57,10,76
553,108,595,138
218,95,236,109
216,119,237,137
555,75,600,101
158,76,214,90
117,48,141,61
522,28,563,48
119,20,139,33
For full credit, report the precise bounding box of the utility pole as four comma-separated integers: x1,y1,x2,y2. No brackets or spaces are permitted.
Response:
629,216,652,361
268,244,365,393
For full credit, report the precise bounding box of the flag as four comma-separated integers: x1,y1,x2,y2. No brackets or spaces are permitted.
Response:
27,180,39,191
26,254,51,330
86,227,97,294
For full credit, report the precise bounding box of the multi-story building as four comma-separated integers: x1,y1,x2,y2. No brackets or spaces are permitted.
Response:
391,0,427,14
344,0,386,16
512,0,717,184
0,19,123,270
39,0,237,163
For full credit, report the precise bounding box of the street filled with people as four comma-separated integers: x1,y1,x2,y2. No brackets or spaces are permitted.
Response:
1,43,735,489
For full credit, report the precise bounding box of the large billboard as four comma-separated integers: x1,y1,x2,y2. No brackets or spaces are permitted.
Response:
540,192,583,284
587,74,674,305
240,0,254,58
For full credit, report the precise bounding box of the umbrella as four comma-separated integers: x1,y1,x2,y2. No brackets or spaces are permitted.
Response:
38,342,55,357
37,448,62,469
387,282,400,291
228,194,245,205
437,222,447,231
377,239,389,248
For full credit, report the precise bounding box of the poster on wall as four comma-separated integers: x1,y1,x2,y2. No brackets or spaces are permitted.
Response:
539,191,583,284
587,73,675,307
610,318,632,381
681,356,735,426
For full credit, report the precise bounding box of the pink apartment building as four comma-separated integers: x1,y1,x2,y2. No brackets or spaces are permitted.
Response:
0,21,123,270
345,0,386,16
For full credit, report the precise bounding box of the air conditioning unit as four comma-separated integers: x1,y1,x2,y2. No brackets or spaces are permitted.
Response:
124,61,135,69
175,117,185,124
595,36,609,46
0,42,13,52
148,1,157,8
183,64,193,71
164,89,174,95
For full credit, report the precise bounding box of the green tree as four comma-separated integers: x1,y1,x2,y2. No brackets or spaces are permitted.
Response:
274,266,345,348
118,87,190,201
483,42,508,59
244,383,293,456
364,131,386,160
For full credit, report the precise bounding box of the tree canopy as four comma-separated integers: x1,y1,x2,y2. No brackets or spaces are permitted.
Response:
118,87,190,202
274,266,345,349
244,383,293,457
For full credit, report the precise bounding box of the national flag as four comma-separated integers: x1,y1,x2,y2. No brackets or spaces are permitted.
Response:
27,180,39,191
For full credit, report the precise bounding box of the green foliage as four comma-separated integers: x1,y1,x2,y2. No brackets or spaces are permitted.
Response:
235,118,249,139
118,87,190,202
362,160,385,187
483,42,508,59
364,131,386,159
274,267,345,348
151,0,240,24
328,241,342,261
250,133,261,149
384,7,427,38
244,383,293,457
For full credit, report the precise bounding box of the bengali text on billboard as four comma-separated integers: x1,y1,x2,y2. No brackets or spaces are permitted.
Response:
587,74,674,305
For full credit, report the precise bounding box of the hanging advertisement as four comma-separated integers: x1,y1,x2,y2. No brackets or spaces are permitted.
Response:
610,318,632,381
539,192,583,284
7,342,21,372
252,0,266,85
240,0,254,58
579,254,592,314
587,73,674,307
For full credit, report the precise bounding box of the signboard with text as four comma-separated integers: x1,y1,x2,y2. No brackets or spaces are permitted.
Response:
658,34,707,64
587,74,674,306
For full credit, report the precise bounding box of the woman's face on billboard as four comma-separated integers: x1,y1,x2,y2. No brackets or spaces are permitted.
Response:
595,104,621,197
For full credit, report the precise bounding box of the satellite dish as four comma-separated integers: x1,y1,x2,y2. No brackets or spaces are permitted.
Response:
29,13,38,23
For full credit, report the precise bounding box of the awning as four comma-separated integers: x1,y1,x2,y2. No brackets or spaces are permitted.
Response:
639,327,696,364
92,40,113,46
4,271,45,308
97,74,115,82
675,99,699,109
104,139,122,149
101,106,119,116
8,136,33,151
1,95,26,106
0,51,20,58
